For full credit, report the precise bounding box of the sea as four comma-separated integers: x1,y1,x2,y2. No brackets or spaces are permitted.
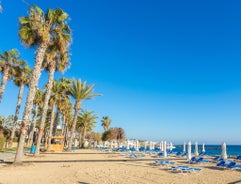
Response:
173,145,241,157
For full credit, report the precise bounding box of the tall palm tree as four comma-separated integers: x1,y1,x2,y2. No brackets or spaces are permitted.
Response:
0,49,22,102
56,77,71,136
27,89,44,147
77,110,98,148
45,80,60,151
45,77,71,151
9,64,31,147
59,101,73,147
14,5,71,163
35,50,70,156
67,79,100,151
101,116,112,131
54,78,71,136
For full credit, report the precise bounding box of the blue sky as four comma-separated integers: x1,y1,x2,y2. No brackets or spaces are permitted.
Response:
0,0,241,144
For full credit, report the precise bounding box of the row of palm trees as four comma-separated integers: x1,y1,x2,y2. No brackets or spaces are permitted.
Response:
0,4,113,164
0,107,113,151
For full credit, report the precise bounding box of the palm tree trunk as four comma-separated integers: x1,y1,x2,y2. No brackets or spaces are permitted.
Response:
67,101,81,151
64,125,68,147
81,126,87,148
27,105,39,147
47,105,55,151
78,132,82,148
14,43,48,164
0,66,10,103
34,62,55,156
61,115,66,135
52,109,59,136
9,83,24,148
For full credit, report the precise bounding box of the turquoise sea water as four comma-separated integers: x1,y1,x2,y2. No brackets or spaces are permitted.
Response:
174,145,241,156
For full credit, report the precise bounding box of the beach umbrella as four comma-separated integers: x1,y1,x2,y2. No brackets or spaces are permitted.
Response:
221,142,227,159
126,140,129,150
183,142,186,153
144,141,147,150
161,141,164,152
159,142,162,151
153,142,155,150
149,141,152,150
195,142,199,156
163,141,167,158
187,141,192,161
136,140,139,151
202,143,205,153
170,142,173,151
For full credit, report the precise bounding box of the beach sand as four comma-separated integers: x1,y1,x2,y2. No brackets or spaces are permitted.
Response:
0,149,241,184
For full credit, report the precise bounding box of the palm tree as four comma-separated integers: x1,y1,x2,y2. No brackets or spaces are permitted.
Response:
45,80,60,152
56,78,71,136
101,116,112,131
115,128,125,148
14,5,71,163
9,64,31,147
59,101,73,147
0,49,22,102
67,79,100,151
35,50,70,156
45,77,71,151
27,89,44,147
77,110,98,148
0,115,14,149
0,115,14,128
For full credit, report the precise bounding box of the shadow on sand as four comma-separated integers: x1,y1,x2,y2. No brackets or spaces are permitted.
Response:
228,180,241,184
4,158,158,164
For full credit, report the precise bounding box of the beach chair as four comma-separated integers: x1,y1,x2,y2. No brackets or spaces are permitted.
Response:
157,152,163,157
226,161,241,170
236,155,241,161
171,165,201,173
216,160,226,167
196,157,209,163
199,152,209,157
212,156,223,162
171,166,189,173
176,152,182,156
154,160,175,166
189,157,198,164
129,153,145,159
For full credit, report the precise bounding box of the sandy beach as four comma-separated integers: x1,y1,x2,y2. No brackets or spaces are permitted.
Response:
0,149,240,184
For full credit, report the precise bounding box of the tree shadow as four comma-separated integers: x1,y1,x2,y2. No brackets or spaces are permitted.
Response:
228,180,241,184
5,158,158,164
41,152,113,155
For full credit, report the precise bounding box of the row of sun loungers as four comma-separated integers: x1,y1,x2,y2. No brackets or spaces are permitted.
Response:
153,160,202,173
216,160,241,170
189,157,209,164
101,147,241,173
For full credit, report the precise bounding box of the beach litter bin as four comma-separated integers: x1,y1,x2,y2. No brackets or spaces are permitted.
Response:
30,145,36,153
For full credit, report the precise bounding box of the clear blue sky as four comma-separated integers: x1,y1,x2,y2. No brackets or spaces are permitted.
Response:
0,0,240,144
